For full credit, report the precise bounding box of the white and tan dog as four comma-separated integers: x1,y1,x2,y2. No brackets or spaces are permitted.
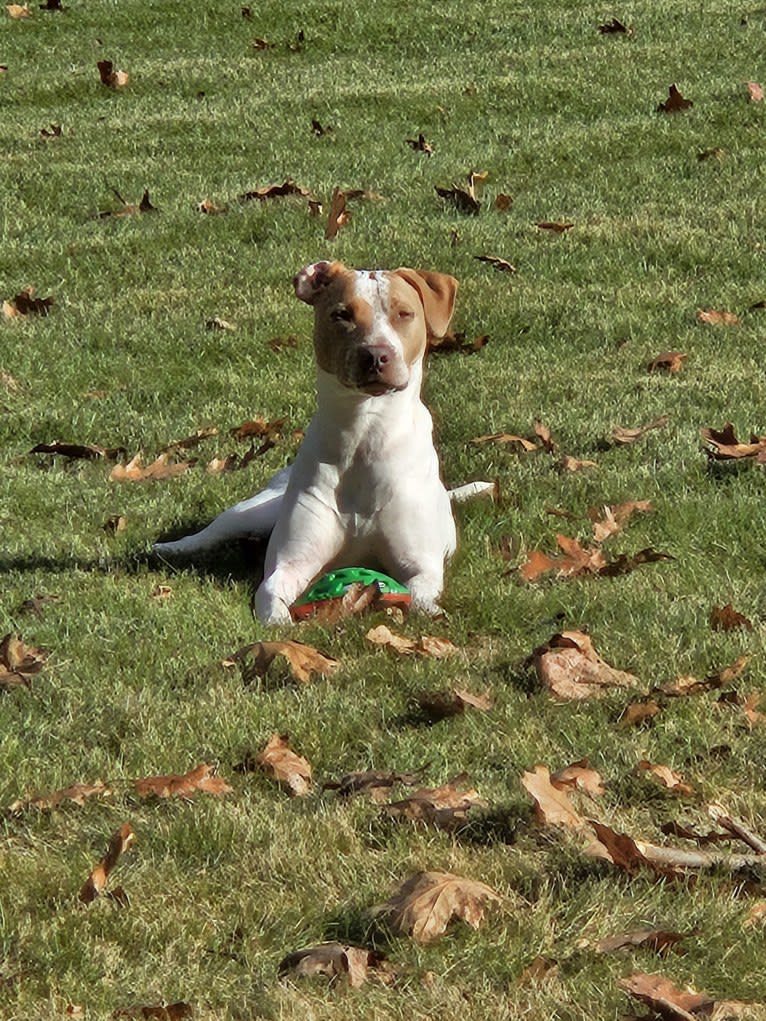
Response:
155,260,458,624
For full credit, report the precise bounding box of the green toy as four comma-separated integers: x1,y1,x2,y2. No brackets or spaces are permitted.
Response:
290,567,411,620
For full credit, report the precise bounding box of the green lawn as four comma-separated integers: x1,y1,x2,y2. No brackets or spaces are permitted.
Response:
2,2,766,1018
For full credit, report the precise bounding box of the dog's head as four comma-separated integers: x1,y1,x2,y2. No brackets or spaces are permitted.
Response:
294,261,458,395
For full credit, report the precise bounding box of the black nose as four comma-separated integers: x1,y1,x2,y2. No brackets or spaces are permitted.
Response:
358,346,390,375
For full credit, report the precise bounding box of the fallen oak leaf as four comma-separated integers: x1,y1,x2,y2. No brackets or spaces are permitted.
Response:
494,193,513,210
710,603,753,632
521,764,584,829
637,760,694,796
197,198,226,214
206,446,259,474
520,534,607,581
229,416,285,441
3,287,54,317
96,59,129,89
323,768,425,799
701,423,766,460
531,630,639,700
517,955,559,985
324,186,351,239
239,179,310,202
110,453,196,482
746,81,764,102
383,774,486,829
0,633,47,691
160,427,219,454
474,255,516,274
597,929,690,956
559,454,598,472
278,943,390,987
256,733,312,796
618,698,662,727
366,625,457,657
205,317,235,331
6,3,30,16
417,687,493,719
657,83,693,113
648,351,687,373
718,691,766,728
79,822,135,903
405,133,433,154
655,655,750,698
9,780,112,814
471,431,538,451
697,308,739,326
134,763,231,799
223,640,338,685
428,331,489,355
611,414,670,444
597,547,674,577
619,972,715,1021
435,184,480,215
372,870,500,943
550,758,605,797
743,902,766,928
535,221,574,233
30,440,124,461
589,500,653,543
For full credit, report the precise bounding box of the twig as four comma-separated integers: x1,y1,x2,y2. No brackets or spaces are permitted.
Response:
708,804,766,855
636,840,766,870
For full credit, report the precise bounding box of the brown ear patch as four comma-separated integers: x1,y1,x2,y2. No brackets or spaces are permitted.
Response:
294,261,346,304
392,268,458,339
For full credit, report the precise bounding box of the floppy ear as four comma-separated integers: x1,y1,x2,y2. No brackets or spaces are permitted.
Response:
293,260,345,304
393,268,458,338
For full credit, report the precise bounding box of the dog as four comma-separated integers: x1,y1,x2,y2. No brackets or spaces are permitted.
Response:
154,260,459,624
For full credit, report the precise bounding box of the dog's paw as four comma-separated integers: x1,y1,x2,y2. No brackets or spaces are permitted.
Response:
153,539,189,556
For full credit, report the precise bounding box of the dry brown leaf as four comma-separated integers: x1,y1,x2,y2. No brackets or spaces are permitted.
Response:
1,369,20,391
494,193,513,210
30,440,124,461
701,423,766,460
223,639,338,685
435,184,480,214
96,59,129,88
366,625,456,657
710,604,753,632
405,133,433,154
373,870,500,942
98,189,156,218
323,769,424,799
325,187,351,239
150,584,172,601
239,179,310,202
3,286,54,317
698,147,726,162
0,633,47,691
104,514,127,535
471,432,537,451
17,593,59,615
112,1004,192,1020
658,655,751,699
611,414,670,444
205,317,235,331
256,733,312,796
134,763,231,799
428,330,489,355
657,84,693,113
520,534,607,581
746,81,764,102
598,17,631,33
79,822,135,903
587,821,672,876
560,454,598,472
278,942,390,987
550,758,605,797
197,198,226,214
9,780,112,814
267,334,299,352
648,351,687,373
589,500,653,543
532,630,639,700
7,3,30,17
206,446,258,474
638,760,694,796
160,427,218,454
697,308,739,326
596,929,689,956
618,698,662,727
521,765,584,829
229,416,285,441
719,691,766,728
110,453,196,482
292,581,388,624
535,221,574,233
743,902,766,928
384,774,486,829
417,687,493,719
619,972,716,1021
474,255,516,274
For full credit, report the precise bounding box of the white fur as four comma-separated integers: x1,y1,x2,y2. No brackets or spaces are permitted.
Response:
155,266,456,624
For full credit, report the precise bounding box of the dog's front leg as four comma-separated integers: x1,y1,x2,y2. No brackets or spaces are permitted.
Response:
402,564,447,617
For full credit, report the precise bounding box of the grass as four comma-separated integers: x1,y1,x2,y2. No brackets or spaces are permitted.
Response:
2,0,766,1018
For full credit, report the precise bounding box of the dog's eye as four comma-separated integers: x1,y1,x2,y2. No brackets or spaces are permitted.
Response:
331,306,353,322
397,308,415,321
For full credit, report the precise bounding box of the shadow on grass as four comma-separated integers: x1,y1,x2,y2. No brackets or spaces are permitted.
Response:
320,904,395,951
